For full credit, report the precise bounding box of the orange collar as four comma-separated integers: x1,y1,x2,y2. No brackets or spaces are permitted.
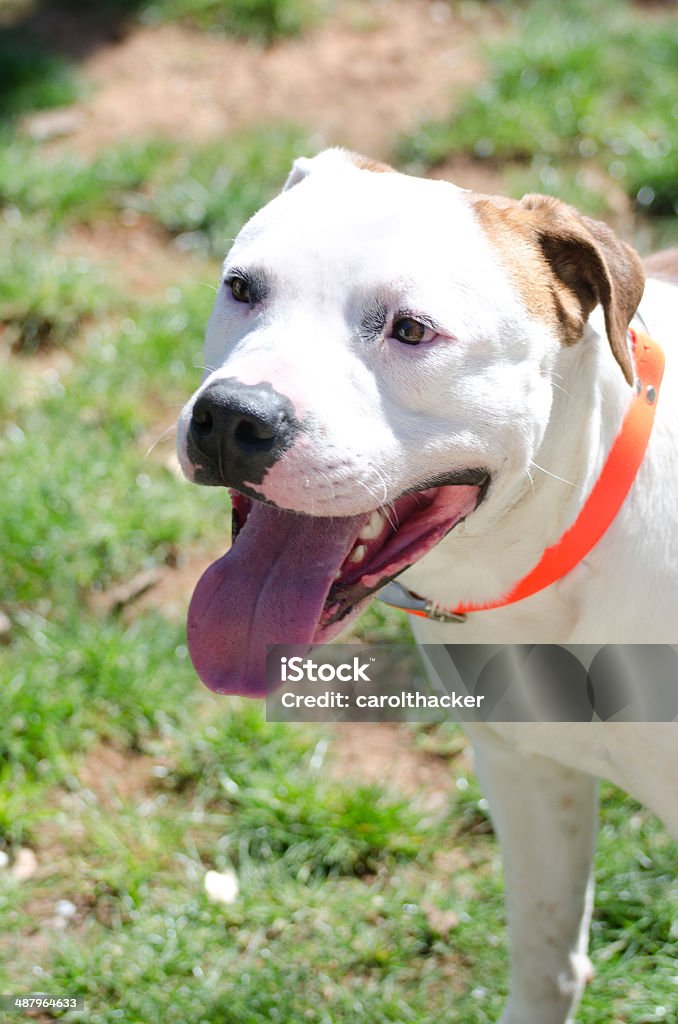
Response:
380,328,665,624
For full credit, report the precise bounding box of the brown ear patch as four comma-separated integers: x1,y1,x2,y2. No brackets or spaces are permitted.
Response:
346,151,395,174
471,192,645,385
471,195,575,338
522,194,644,385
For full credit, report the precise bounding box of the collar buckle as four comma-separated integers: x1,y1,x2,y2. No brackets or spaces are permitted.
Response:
424,601,468,624
378,582,467,624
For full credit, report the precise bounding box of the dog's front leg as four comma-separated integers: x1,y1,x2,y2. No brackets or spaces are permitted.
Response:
465,724,598,1024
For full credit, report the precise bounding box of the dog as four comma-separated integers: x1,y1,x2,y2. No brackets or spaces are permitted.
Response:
177,149,678,1024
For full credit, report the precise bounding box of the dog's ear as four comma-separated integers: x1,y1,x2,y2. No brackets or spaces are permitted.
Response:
282,156,315,192
283,150,395,193
520,194,645,385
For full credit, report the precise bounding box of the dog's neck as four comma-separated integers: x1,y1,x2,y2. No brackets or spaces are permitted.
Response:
400,312,635,610
529,309,633,538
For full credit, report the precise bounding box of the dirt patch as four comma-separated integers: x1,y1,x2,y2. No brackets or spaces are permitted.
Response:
5,743,169,972
8,343,75,403
58,216,211,296
130,550,215,621
328,721,471,812
46,1,498,159
11,2,507,304
77,742,162,809
86,543,213,622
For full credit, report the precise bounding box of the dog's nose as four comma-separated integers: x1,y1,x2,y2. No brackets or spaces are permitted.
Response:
188,378,297,487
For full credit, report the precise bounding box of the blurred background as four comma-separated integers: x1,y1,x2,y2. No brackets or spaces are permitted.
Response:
1,1,677,1021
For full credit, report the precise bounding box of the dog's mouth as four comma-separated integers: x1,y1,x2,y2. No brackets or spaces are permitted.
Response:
187,473,488,696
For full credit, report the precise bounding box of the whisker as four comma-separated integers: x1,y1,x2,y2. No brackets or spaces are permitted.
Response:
313,470,340,514
371,465,390,505
369,467,400,529
551,381,577,402
145,424,176,459
524,466,536,497
356,478,382,505
355,476,398,530
530,460,583,490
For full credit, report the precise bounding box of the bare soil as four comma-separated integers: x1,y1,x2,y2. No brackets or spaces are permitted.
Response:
26,2,506,300
327,722,471,811
57,216,208,296
42,1,499,159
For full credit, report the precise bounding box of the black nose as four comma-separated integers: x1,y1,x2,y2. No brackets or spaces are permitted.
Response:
187,378,298,488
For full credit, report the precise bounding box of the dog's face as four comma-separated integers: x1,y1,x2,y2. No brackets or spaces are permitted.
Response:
177,149,644,695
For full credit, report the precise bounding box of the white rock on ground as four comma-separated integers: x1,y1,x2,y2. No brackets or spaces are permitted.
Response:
10,848,38,881
204,868,239,906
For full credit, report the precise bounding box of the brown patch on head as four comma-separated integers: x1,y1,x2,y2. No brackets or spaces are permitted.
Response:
471,194,566,332
471,192,644,385
346,150,395,173
644,247,678,285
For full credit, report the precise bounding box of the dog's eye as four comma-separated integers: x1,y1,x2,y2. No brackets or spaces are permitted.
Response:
228,276,251,304
391,317,433,345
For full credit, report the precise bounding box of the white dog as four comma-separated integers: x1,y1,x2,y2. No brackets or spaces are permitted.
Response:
177,149,678,1024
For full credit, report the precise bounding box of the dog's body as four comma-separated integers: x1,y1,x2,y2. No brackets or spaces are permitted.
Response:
177,150,678,1023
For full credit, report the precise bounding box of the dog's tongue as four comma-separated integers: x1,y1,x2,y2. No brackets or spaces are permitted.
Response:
187,502,363,696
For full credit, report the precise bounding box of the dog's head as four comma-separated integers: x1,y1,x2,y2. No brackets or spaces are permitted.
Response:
177,149,644,695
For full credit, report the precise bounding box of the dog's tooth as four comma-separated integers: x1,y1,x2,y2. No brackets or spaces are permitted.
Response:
349,544,366,564
358,510,385,541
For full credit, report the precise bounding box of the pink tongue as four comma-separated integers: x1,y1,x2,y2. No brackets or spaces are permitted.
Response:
187,503,363,696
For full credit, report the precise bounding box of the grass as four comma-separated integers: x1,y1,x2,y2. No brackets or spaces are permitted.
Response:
53,0,326,41
0,126,313,351
143,0,326,42
0,218,111,352
1,127,314,256
140,126,317,256
0,0,325,140
0,31,81,120
1,2,677,1021
2,0,325,49
0,136,174,228
397,0,678,233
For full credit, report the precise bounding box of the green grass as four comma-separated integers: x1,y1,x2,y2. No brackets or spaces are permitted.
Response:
143,0,326,43
0,127,312,353
1,127,313,250
0,218,112,353
0,135,174,228
0,32,81,121
3,0,325,47
140,126,317,256
397,0,678,225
